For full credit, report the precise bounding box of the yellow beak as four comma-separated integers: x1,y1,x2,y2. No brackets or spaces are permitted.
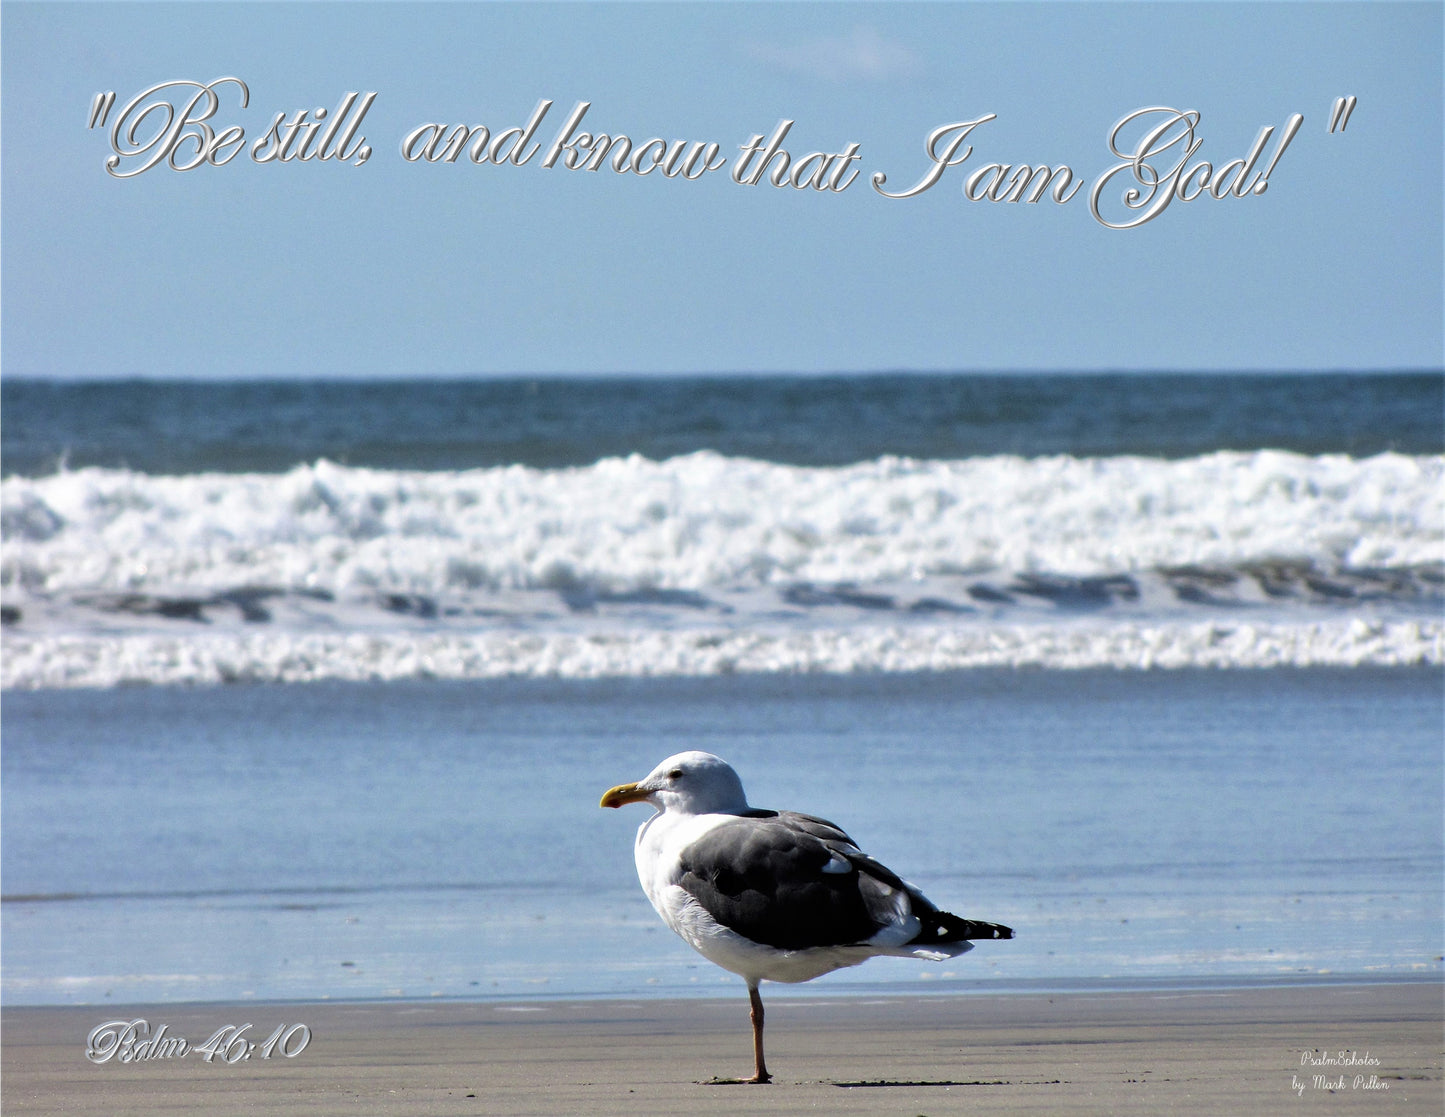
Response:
600,781,653,808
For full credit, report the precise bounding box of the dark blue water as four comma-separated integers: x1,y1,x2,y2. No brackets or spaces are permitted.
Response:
4,372,1440,476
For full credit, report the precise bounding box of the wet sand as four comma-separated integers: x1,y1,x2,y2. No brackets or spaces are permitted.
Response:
3,983,1440,1115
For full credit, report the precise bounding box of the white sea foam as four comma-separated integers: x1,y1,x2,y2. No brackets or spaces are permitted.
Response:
4,450,1439,593
3,451,1440,686
2,618,1440,688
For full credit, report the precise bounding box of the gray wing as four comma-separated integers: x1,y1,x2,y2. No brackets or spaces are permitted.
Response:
674,811,921,950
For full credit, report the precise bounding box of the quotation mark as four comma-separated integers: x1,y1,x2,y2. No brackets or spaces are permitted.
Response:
1328,96,1356,133
89,91,117,130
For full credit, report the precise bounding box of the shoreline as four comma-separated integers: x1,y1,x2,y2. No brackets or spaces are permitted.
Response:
5,982,1441,1115
6,968,1440,1010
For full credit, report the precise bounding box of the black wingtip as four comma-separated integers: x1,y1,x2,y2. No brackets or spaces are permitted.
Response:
960,919,1014,941
926,913,1014,943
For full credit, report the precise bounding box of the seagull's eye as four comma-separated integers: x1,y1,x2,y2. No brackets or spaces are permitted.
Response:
668,769,683,780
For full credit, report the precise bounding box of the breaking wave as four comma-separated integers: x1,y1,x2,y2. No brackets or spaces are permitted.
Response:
3,450,1440,686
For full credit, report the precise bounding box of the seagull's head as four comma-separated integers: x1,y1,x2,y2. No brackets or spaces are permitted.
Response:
600,751,750,816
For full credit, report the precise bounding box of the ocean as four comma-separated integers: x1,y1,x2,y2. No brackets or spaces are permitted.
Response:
3,373,1441,687
2,372,1441,1005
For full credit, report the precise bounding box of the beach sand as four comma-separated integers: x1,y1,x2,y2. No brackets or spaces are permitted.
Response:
3,983,1440,1115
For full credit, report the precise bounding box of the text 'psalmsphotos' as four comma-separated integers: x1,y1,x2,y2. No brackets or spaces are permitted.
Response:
87,79,1359,230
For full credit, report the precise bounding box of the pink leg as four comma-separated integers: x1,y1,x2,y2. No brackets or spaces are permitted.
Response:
746,984,772,1084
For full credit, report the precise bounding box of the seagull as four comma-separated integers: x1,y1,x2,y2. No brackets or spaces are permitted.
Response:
600,750,1013,1084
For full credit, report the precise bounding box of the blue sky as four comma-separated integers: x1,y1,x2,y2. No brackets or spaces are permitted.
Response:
3,2,1441,377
